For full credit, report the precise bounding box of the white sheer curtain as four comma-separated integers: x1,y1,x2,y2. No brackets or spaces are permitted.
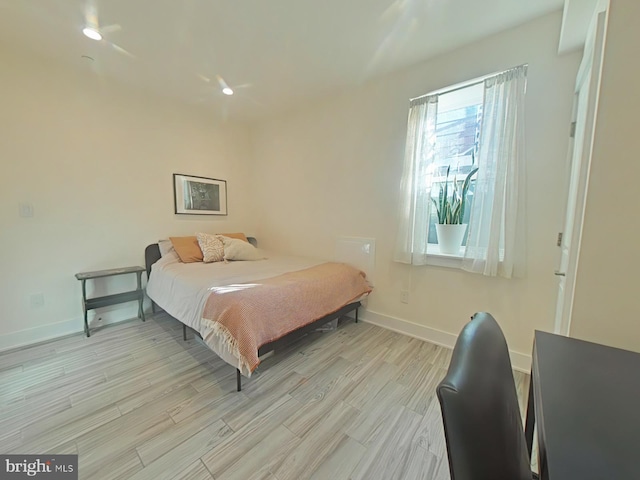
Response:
462,65,527,278
393,95,438,265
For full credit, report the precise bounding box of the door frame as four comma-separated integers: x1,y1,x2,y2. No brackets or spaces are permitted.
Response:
554,8,608,335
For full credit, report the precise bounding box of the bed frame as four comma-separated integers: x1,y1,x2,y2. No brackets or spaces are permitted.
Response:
144,240,360,391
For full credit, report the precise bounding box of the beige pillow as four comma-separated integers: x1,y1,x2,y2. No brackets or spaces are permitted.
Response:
196,232,225,263
217,235,265,261
169,236,203,263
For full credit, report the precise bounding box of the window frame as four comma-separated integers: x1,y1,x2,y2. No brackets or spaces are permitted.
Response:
423,82,484,263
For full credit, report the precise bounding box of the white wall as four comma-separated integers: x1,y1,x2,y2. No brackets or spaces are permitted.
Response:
0,11,587,363
250,11,582,363
0,46,254,350
570,0,640,352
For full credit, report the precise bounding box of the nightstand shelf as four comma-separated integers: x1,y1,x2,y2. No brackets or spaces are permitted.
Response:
75,266,145,337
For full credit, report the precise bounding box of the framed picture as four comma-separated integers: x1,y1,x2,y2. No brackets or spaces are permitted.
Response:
173,174,227,215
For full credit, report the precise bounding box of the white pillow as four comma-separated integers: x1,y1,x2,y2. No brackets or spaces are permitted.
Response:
158,249,180,265
158,239,175,257
196,232,225,263
217,235,266,261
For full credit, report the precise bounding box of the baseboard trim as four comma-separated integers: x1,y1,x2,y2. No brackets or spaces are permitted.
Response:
0,318,79,353
356,309,532,373
0,316,138,354
3,307,532,372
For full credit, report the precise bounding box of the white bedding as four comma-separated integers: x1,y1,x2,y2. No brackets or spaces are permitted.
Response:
146,252,325,370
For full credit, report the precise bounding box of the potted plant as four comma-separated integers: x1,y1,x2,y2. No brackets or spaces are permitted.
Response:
431,165,479,254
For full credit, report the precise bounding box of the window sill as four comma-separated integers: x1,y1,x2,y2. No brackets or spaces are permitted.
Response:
426,244,464,269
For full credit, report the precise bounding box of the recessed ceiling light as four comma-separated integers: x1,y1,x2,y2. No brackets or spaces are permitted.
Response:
216,75,234,96
82,27,102,41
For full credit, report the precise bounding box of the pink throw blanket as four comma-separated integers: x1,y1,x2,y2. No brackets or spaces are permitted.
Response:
200,262,372,376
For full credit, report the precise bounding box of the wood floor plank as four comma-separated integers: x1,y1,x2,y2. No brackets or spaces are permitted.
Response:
22,369,107,403
341,326,396,363
346,381,411,446
274,401,360,480
102,354,173,380
138,393,242,466
115,371,203,415
127,420,232,480
413,394,447,458
290,357,353,404
69,373,152,407
0,344,57,372
0,365,24,384
428,344,453,369
308,434,367,480
343,359,399,410
384,336,423,367
391,442,440,480
168,384,247,424
183,361,236,393
214,425,298,480
238,364,305,400
350,406,424,480
340,347,391,385
17,405,122,454
81,448,144,480
21,348,97,374
0,396,72,441
202,395,302,478
405,366,447,416
170,459,213,480
285,375,357,437
65,352,133,375
395,341,442,387
434,456,452,480
0,366,65,402
292,341,349,378
77,413,174,475
0,430,22,453
222,371,304,431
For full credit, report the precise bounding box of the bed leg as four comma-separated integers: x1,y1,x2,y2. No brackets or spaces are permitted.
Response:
237,369,242,392
355,307,359,323
151,301,156,314
183,324,187,341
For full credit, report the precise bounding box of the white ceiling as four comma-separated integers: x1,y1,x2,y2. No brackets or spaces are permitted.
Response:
0,0,566,121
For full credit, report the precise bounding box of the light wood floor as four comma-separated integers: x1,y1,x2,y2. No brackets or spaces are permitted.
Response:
0,313,530,480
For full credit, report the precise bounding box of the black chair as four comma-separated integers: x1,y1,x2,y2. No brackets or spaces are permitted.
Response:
437,312,535,480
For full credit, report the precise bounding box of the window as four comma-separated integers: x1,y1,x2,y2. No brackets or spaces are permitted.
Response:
426,83,483,254
393,66,527,278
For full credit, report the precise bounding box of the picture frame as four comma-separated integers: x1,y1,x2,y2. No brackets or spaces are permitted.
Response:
173,174,227,215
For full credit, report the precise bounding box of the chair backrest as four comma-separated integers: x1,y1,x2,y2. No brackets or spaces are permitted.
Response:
437,312,531,480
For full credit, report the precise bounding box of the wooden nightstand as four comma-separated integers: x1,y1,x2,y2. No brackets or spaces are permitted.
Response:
75,266,146,337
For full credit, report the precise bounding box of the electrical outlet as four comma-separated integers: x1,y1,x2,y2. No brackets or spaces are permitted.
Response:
30,293,45,308
19,203,34,218
400,290,409,304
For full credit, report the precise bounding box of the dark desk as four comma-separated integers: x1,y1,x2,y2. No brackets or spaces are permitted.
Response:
525,331,640,479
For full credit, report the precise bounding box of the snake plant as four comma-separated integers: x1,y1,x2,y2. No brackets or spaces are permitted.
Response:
431,166,479,224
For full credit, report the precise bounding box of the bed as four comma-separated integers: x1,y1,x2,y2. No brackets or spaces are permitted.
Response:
145,237,371,391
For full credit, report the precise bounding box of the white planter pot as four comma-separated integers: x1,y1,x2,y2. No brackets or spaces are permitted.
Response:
435,224,468,255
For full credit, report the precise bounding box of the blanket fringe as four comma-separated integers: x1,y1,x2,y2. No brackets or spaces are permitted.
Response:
202,318,254,377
